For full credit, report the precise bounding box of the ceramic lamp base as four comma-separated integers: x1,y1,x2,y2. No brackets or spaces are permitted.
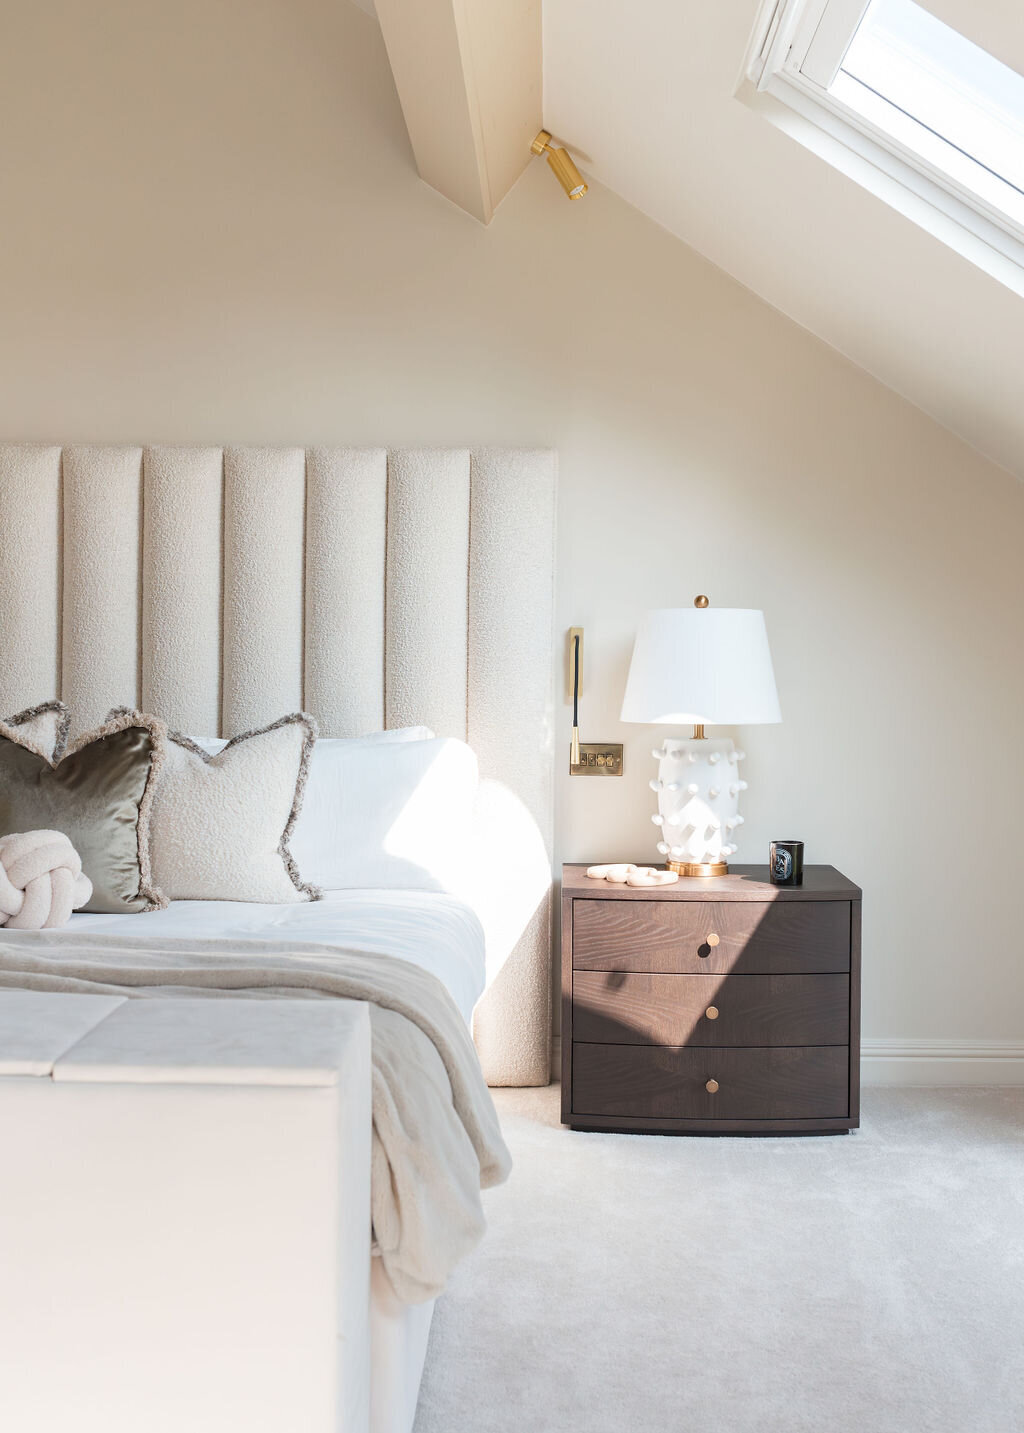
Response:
649,736,748,873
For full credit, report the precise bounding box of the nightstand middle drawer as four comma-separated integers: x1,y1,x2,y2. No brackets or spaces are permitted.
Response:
572,971,849,1047
572,897,850,973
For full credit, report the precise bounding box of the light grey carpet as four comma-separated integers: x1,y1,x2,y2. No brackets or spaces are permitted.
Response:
414,1085,1024,1433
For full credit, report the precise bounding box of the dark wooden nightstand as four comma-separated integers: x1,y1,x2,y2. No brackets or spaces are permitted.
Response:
560,864,861,1135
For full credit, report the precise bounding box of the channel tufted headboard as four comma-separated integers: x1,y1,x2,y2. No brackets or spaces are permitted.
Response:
0,444,556,1085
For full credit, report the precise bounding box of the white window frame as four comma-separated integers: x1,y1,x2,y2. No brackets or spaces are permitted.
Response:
740,0,1024,288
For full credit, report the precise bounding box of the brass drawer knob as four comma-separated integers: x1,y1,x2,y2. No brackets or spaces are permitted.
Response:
706,933,720,947
705,1078,719,1093
705,1005,719,1020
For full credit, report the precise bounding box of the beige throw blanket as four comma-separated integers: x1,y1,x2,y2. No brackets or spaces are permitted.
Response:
0,932,512,1304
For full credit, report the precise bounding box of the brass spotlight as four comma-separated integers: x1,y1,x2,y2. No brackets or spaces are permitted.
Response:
531,130,588,200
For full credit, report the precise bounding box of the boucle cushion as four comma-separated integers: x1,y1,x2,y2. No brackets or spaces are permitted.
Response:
146,712,320,903
4,701,71,762
0,710,167,914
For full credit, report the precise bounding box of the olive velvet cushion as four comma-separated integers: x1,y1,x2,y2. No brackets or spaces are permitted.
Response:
0,710,167,914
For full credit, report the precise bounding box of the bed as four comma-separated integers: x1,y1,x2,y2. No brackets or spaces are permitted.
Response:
69,889,489,1027
0,444,557,1433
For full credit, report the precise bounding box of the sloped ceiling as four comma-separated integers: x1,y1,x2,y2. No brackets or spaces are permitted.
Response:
543,0,1024,479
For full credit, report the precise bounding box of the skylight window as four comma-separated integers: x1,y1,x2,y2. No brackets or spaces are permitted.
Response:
745,0,1024,280
831,0,1024,228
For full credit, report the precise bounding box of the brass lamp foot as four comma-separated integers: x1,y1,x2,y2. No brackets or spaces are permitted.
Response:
667,860,729,878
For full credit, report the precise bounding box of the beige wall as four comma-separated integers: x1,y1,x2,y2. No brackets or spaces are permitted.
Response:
2,0,1022,1057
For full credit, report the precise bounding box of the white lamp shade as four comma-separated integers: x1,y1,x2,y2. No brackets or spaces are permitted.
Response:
620,607,781,725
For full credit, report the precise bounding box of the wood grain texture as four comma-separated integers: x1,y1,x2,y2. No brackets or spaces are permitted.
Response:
572,897,851,974
849,897,862,1129
562,863,861,902
572,1043,849,1122
565,1111,856,1135
561,864,862,1134
572,972,850,1048
560,880,574,1123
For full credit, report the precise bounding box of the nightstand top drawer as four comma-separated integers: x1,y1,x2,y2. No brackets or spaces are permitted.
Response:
562,864,861,902
572,896,851,974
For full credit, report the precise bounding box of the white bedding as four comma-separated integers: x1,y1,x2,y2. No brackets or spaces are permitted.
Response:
65,889,486,1025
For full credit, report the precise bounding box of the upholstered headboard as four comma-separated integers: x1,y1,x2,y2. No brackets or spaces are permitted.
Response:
0,444,556,1085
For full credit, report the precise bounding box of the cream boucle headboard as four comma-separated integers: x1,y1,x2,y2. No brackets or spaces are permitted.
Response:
0,444,556,1086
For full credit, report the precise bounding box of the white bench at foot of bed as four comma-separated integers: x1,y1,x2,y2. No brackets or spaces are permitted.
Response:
0,991,373,1433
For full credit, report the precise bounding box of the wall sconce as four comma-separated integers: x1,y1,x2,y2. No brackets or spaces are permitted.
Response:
567,626,622,776
569,626,583,765
531,130,588,200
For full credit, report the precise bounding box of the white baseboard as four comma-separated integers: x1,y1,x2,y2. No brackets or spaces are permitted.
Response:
861,1040,1024,1086
551,1035,1024,1086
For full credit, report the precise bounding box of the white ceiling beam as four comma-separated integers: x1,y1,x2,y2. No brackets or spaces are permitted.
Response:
373,0,542,224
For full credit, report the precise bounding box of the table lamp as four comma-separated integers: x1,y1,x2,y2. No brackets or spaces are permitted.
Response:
620,597,781,876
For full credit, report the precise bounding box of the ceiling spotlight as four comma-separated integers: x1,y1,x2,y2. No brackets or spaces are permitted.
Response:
531,130,588,200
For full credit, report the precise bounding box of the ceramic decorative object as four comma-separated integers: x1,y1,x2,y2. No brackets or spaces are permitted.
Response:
585,863,679,887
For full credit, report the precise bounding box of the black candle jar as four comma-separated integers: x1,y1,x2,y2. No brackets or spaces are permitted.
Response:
769,839,804,886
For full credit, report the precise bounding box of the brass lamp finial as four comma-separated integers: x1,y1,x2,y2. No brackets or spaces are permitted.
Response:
694,594,710,608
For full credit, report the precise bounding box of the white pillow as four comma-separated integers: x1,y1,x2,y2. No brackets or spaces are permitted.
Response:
368,725,435,743
150,715,319,903
291,735,478,893
193,725,434,757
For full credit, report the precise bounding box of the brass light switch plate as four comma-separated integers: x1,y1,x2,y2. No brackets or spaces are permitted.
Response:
570,743,623,776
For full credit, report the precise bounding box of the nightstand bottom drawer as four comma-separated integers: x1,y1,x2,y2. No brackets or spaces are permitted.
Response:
572,1043,849,1122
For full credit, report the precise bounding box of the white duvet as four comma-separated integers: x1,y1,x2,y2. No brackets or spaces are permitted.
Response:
66,888,487,1024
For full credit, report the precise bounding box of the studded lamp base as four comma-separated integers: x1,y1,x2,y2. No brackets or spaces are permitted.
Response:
649,737,747,874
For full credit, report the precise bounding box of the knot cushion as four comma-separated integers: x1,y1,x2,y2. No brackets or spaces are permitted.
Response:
0,830,93,929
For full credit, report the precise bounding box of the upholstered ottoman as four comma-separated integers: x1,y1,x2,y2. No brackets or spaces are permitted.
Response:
0,991,372,1433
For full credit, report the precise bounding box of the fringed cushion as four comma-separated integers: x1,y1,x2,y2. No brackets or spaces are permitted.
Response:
0,710,167,914
144,713,321,904
3,701,71,762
